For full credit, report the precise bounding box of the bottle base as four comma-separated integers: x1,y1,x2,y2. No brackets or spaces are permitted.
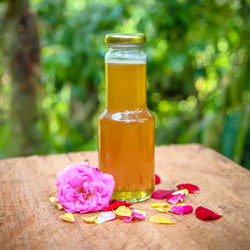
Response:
111,190,153,203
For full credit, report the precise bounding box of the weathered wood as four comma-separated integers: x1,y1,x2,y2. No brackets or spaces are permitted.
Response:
0,144,249,250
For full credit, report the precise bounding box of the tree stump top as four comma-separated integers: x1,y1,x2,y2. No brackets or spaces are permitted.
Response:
0,144,250,250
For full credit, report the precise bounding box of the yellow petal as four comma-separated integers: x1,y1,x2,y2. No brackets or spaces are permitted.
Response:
49,196,57,203
49,196,64,210
59,213,75,223
149,202,169,208
149,215,175,224
155,206,172,213
114,205,132,217
56,203,64,210
175,203,185,206
134,209,145,213
82,215,98,223
173,189,189,195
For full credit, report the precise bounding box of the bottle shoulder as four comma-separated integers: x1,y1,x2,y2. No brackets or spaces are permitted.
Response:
98,108,154,123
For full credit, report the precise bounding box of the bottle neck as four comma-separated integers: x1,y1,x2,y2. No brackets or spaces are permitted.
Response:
105,46,147,111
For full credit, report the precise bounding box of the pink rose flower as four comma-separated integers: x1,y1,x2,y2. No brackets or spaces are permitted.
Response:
56,163,115,213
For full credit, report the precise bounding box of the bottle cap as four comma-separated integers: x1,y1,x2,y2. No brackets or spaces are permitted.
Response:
104,33,146,45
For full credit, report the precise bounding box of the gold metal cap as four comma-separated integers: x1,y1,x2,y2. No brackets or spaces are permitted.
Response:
104,33,146,45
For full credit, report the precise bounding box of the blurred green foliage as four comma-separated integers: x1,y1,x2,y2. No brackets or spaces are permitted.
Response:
0,0,249,168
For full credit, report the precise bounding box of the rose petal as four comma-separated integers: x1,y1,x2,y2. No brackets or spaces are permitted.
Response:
59,213,75,223
103,200,132,211
123,209,146,223
170,206,184,215
95,211,116,224
170,205,193,215
172,189,189,195
114,205,132,217
167,193,185,205
177,184,200,194
49,196,64,210
174,203,185,206
123,216,134,223
155,174,161,185
49,196,57,203
82,214,98,223
57,204,63,209
155,206,172,213
109,199,119,205
151,189,175,199
149,215,175,224
132,209,146,219
132,212,145,220
195,206,222,220
184,205,193,214
149,202,169,208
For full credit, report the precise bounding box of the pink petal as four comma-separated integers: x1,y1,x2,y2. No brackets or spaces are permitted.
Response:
155,174,161,185
123,215,134,223
151,189,175,199
170,205,193,215
177,183,200,193
170,206,184,215
122,209,146,223
167,193,185,204
132,211,145,220
195,206,222,220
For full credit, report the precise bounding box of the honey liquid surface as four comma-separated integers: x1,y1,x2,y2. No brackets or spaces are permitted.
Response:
98,62,155,202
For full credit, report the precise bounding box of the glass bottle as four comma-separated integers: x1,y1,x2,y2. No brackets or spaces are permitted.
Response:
98,33,155,202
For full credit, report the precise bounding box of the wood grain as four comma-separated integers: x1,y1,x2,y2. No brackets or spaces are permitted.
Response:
0,144,250,250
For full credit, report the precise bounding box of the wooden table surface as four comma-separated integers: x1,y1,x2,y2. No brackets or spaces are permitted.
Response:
0,144,250,250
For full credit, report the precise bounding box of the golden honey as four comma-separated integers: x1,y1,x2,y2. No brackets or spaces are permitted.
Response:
98,60,154,202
